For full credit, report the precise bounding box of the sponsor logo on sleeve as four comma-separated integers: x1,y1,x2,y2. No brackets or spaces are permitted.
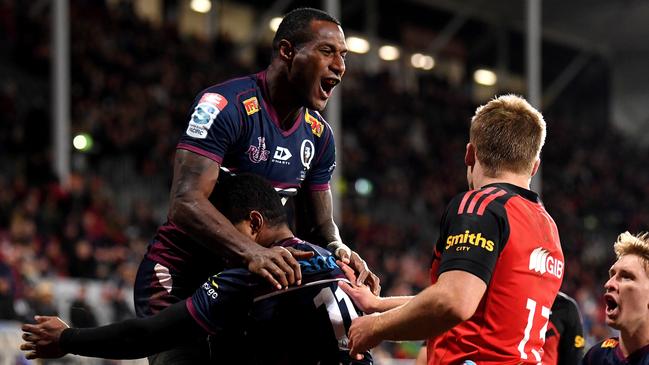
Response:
201,282,219,299
574,335,585,348
528,247,564,278
243,96,260,116
305,110,324,137
186,93,228,139
300,139,315,169
247,137,270,163
601,338,618,348
445,230,494,252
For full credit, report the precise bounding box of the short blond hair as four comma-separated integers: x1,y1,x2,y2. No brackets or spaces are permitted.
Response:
614,231,649,274
470,94,546,177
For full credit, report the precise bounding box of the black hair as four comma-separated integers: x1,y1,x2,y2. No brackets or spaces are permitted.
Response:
272,7,341,55
212,173,287,228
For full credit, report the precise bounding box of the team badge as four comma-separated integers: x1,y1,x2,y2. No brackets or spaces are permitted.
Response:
247,137,270,163
186,93,228,139
305,110,324,137
300,139,315,169
243,96,260,116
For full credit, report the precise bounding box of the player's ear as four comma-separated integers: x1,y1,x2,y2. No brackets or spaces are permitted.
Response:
465,143,476,167
249,211,264,236
530,159,541,177
278,40,295,62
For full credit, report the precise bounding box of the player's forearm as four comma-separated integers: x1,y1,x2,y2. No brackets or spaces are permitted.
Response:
374,285,464,341
375,296,413,313
308,190,342,245
170,195,257,262
60,302,203,359
60,323,159,359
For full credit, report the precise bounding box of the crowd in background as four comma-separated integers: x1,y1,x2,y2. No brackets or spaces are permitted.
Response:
2,1,649,359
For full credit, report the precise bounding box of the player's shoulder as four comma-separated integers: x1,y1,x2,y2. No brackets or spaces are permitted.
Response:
303,108,333,139
554,291,579,310
192,74,259,113
583,337,620,364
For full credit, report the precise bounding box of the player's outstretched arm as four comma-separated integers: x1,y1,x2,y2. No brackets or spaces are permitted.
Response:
348,270,486,359
309,189,381,294
21,301,203,360
170,149,308,289
337,261,411,314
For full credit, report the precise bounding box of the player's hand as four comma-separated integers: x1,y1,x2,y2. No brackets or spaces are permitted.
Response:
337,261,381,314
247,245,313,290
346,251,380,295
20,315,69,359
348,314,382,360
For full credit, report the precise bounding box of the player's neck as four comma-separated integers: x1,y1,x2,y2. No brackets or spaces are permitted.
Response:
619,325,649,357
259,225,295,247
475,174,531,190
265,64,302,130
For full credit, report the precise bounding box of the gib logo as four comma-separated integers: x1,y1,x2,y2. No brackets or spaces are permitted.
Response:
528,247,563,278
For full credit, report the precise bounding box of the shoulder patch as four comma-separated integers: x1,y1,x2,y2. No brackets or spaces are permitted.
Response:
243,96,259,116
305,109,324,137
187,93,228,139
575,335,585,348
601,338,618,348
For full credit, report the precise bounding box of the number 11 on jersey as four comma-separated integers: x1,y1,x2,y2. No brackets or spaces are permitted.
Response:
314,285,359,350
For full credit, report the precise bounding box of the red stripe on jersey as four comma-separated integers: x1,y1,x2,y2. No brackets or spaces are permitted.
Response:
466,187,497,214
457,191,475,215
476,190,507,216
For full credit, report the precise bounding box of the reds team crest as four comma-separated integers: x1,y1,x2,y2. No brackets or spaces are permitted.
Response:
247,137,270,163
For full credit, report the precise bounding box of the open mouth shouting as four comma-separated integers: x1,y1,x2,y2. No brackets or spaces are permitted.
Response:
320,77,340,99
604,293,619,318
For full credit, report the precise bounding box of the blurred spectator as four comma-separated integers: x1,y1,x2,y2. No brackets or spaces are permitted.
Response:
69,284,98,328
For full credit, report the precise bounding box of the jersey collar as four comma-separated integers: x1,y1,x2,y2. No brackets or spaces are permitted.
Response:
483,182,541,204
256,70,305,137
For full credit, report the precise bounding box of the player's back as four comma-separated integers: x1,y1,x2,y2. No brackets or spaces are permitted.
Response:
189,238,371,365
429,183,564,365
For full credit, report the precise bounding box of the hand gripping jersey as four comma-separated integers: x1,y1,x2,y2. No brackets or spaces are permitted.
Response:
136,71,336,316
543,292,585,365
427,183,564,365
187,238,372,365
582,338,649,365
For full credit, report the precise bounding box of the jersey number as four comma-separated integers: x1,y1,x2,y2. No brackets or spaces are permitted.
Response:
313,285,358,349
517,298,551,362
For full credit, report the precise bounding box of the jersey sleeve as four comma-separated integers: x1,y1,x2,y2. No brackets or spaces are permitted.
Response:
436,192,507,285
304,113,336,191
558,296,586,365
177,90,241,164
186,269,258,335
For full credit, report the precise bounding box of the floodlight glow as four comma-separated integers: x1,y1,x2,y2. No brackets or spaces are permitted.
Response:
411,53,424,68
411,53,434,69
73,133,93,152
190,0,211,14
421,55,435,70
354,178,373,196
378,45,400,61
346,36,370,54
269,17,283,32
474,69,497,86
